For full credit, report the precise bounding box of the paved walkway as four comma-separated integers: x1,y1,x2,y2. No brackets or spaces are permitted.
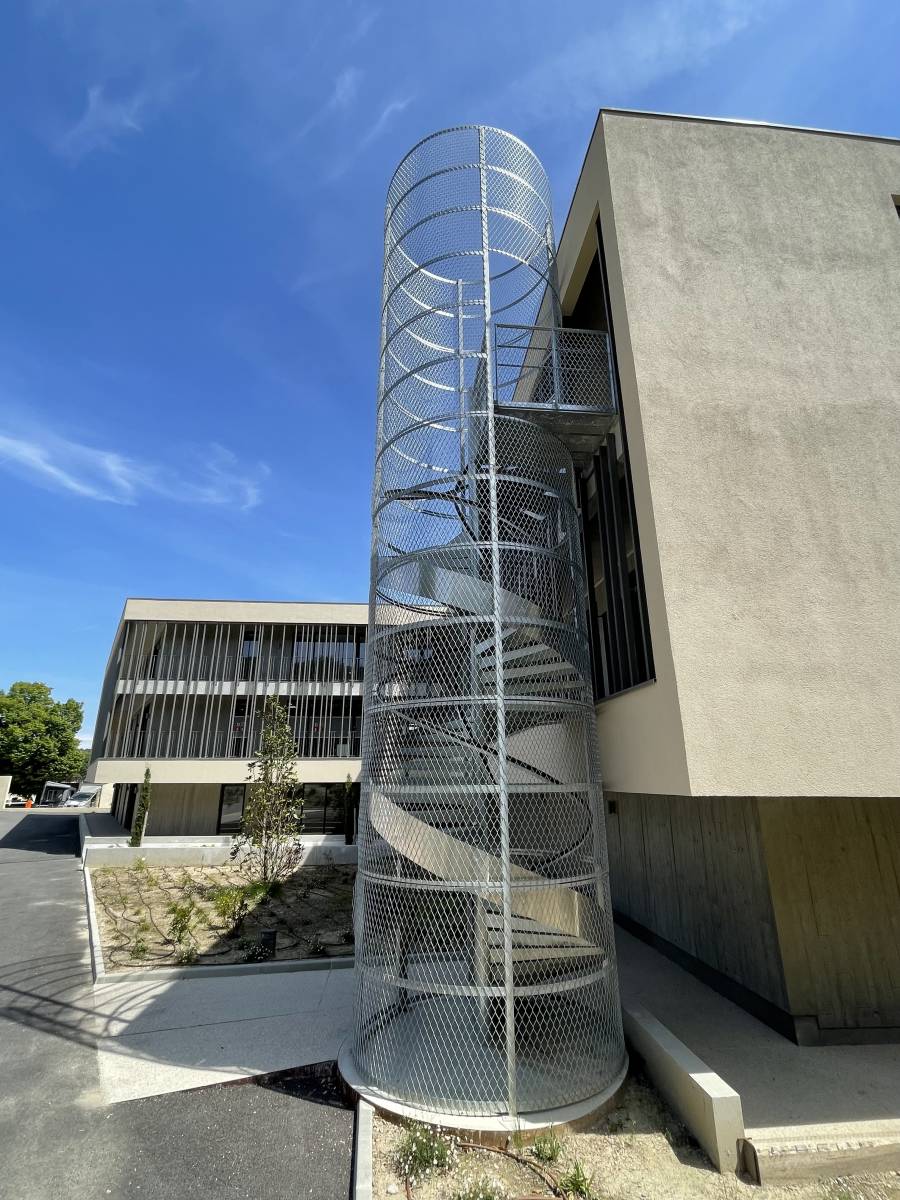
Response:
92,963,354,1102
616,927,900,1152
0,809,354,1199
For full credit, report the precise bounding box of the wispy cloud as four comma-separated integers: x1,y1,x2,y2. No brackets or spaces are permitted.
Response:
360,95,414,149
55,84,144,162
287,66,363,147
497,0,772,122
323,92,415,182
0,431,268,510
54,73,190,163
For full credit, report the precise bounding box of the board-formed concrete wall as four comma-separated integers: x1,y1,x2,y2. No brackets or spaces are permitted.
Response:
560,112,900,798
607,791,900,1040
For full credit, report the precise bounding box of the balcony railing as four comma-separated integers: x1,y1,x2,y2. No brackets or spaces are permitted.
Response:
128,652,365,685
115,727,362,760
493,324,617,416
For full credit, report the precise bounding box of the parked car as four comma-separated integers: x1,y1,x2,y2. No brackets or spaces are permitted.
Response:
62,792,94,808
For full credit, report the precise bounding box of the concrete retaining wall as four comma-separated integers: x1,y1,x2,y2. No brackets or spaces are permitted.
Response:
79,820,356,869
623,1004,744,1173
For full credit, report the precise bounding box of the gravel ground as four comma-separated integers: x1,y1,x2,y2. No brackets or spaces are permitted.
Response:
91,862,355,969
373,1075,900,1200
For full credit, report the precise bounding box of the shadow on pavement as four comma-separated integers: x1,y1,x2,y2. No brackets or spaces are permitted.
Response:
0,811,78,856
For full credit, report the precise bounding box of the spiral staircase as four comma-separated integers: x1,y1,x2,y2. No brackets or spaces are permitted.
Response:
345,124,626,1122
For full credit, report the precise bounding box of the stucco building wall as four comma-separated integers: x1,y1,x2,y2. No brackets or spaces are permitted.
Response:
557,112,900,1042
593,112,900,798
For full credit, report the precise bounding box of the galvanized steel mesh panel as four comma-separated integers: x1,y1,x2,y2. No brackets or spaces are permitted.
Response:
349,126,626,1118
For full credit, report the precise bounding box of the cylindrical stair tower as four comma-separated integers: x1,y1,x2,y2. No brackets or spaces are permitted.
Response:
342,126,626,1123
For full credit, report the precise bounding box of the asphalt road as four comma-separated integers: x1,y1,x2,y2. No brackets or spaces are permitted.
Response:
0,809,354,1200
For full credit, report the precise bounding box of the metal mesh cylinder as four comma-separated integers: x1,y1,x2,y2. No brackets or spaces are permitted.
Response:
348,126,626,1119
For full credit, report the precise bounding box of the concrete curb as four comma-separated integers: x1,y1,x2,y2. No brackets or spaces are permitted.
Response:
82,865,106,983
622,1004,744,1174
353,1099,374,1200
94,954,355,986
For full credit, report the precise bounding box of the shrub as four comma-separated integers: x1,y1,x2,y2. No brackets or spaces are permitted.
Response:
131,937,148,961
130,856,148,874
394,1122,458,1183
167,899,197,944
531,1127,562,1164
559,1160,594,1200
238,936,273,963
212,886,249,934
243,879,281,904
307,934,327,957
167,899,200,961
452,1173,506,1200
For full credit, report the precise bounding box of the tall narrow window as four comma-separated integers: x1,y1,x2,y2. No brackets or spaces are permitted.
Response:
567,228,654,699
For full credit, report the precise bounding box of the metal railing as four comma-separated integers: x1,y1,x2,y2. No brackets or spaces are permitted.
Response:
116,727,362,760
494,324,617,415
131,653,364,684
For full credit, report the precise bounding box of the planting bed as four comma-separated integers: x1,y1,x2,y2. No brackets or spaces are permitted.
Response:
90,861,355,969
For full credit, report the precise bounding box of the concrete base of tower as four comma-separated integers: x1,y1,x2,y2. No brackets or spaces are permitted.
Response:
338,1040,629,1143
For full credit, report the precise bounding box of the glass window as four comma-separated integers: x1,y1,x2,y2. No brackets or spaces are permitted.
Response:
218,784,246,833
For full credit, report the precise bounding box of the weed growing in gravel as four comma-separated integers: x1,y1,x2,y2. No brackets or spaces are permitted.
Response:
559,1159,594,1199
394,1122,458,1184
531,1126,562,1164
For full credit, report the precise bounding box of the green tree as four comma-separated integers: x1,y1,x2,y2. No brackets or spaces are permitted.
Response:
0,681,89,797
232,697,304,883
129,767,153,846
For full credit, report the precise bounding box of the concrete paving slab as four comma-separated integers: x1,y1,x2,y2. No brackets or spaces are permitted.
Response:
89,954,354,1101
615,927,900,1155
97,1003,354,1102
89,960,352,1037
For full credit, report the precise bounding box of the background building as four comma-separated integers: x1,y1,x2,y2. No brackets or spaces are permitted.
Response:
87,598,367,837
557,110,900,1045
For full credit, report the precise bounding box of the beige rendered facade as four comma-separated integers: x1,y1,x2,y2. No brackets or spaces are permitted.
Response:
559,112,900,1043
87,598,368,838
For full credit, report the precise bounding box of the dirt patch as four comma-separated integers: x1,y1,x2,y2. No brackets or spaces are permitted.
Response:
373,1076,900,1200
90,862,355,969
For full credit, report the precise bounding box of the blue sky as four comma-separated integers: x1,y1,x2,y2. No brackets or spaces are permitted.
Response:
1,0,897,740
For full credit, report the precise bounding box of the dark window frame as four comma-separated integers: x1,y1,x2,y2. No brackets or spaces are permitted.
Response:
571,219,655,702
217,783,247,834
